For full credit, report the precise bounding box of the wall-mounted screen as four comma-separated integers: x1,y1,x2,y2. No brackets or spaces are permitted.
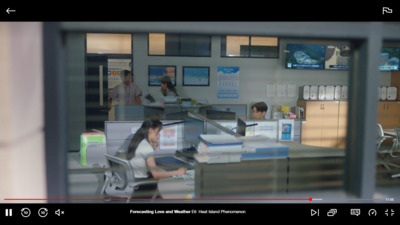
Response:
285,43,326,69
380,47,400,71
182,66,210,86
148,65,176,86
325,45,351,70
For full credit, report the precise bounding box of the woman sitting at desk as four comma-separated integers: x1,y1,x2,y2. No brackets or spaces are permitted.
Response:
127,120,186,180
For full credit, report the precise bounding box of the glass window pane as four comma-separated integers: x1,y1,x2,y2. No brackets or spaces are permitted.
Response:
180,34,211,56
165,34,180,56
86,33,131,54
226,36,249,57
149,33,211,57
148,33,166,55
251,36,278,46
250,36,279,58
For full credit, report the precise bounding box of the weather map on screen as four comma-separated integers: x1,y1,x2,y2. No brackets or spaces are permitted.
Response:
380,47,400,71
325,45,351,70
285,43,326,69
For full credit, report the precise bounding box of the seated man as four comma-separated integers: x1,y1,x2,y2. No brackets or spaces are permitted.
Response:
251,102,268,120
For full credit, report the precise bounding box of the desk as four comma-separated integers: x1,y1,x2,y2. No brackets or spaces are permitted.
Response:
68,152,108,200
68,152,108,174
155,155,195,199
384,129,397,137
158,176,194,199
194,142,345,198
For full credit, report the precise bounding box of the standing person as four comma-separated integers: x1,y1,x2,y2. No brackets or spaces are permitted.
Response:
108,70,142,111
160,76,179,97
251,102,268,120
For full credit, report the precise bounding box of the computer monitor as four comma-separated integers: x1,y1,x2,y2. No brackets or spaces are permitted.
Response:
210,104,247,118
115,105,145,121
206,109,236,120
236,117,246,136
164,111,188,120
184,116,204,147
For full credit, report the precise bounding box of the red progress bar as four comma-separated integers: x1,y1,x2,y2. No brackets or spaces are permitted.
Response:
4,198,313,201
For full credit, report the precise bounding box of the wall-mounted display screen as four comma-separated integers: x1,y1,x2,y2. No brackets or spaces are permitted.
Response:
148,65,176,86
182,66,210,86
380,47,400,71
325,45,351,70
285,43,326,69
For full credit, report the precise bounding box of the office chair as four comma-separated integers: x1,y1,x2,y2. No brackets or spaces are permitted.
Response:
392,128,400,157
101,154,159,202
376,124,400,178
376,123,391,151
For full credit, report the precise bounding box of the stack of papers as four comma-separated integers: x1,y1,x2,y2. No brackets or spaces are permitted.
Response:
196,134,243,164
194,134,289,163
241,141,289,159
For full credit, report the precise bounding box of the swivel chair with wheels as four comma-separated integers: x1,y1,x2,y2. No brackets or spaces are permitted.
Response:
376,124,400,179
101,154,159,202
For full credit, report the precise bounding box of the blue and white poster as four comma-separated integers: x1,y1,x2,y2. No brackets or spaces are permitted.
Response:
217,66,239,99
278,119,294,141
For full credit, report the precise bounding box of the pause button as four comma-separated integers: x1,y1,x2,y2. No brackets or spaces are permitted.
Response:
5,209,12,217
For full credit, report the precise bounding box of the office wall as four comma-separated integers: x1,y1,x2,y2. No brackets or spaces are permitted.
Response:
0,22,46,203
65,33,86,152
65,32,392,151
134,34,391,107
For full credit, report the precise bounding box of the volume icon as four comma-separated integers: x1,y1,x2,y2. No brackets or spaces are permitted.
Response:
5,209,12,217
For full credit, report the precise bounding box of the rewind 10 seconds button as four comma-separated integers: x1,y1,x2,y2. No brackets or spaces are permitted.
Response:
21,208,31,218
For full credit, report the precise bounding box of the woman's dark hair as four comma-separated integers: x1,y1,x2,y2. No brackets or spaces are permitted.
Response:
126,120,163,160
160,76,179,96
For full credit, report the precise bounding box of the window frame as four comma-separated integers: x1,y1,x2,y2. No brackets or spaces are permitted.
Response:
148,33,212,57
221,35,280,59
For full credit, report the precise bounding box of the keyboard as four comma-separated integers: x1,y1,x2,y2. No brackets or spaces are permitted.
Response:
155,156,194,170
175,147,197,160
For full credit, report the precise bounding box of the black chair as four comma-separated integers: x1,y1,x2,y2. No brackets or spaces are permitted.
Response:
101,154,158,202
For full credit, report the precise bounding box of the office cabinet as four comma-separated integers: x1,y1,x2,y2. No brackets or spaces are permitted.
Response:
337,101,348,149
299,100,400,147
288,157,344,192
378,101,400,129
194,158,287,197
298,100,345,148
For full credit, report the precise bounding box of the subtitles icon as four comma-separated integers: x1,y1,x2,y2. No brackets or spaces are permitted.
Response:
350,209,361,216
382,7,393,15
